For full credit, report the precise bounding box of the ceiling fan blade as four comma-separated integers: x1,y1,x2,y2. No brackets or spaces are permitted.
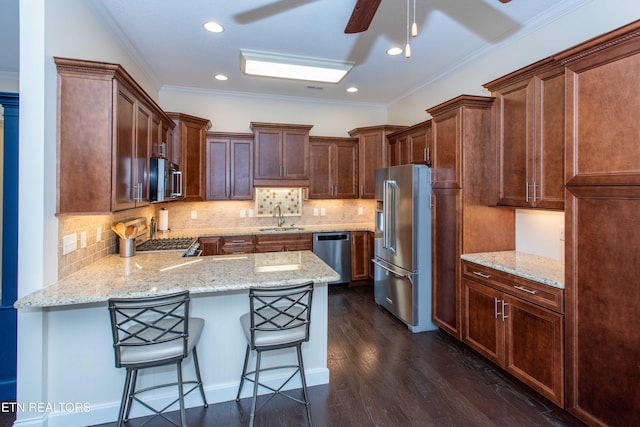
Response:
344,0,382,34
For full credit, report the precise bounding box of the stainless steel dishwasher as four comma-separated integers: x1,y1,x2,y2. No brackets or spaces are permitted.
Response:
312,232,352,285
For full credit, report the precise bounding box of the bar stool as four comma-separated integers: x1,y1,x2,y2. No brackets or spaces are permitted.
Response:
108,290,207,427
235,282,314,426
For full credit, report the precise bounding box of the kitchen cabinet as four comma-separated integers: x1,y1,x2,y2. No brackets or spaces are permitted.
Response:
427,96,515,339
348,125,406,198
198,236,221,256
386,120,432,167
255,233,312,253
461,260,564,406
309,137,358,199
205,133,253,200
252,122,313,187
55,57,175,214
220,235,255,255
484,58,565,210
350,230,370,281
558,21,640,426
168,112,212,202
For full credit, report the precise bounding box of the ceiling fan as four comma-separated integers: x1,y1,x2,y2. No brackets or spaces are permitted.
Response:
344,0,512,34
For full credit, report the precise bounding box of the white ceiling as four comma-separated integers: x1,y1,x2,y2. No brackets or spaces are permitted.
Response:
2,0,587,104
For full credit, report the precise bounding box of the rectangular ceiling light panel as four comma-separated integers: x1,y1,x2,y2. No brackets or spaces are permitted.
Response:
240,49,353,83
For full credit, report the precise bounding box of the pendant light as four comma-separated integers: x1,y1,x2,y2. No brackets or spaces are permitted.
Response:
405,0,418,58
405,0,411,58
411,0,418,37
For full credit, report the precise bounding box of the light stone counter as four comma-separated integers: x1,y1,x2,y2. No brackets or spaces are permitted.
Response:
15,250,339,308
461,251,564,289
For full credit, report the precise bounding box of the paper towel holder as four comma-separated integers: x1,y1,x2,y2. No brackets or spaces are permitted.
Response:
158,208,170,232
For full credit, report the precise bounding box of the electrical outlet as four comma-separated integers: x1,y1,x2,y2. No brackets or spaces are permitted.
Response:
248,209,254,217
191,210,197,219
358,207,364,215
80,231,87,248
320,208,326,216
559,227,565,241
96,226,102,242
240,209,246,218
313,208,319,216
63,233,77,255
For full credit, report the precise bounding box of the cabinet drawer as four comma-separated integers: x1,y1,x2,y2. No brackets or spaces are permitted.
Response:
222,235,255,245
255,233,311,245
462,261,563,313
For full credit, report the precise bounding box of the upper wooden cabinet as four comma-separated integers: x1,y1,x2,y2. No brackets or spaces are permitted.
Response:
386,120,432,167
427,95,515,339
484,58,565,210
205,133,253,200
348,125,406,198
251,122,312,187
309,137,358,199
167,113,212,202
55,57,175,214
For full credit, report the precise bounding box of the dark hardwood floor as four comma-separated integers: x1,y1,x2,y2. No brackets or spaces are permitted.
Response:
2,284,585,427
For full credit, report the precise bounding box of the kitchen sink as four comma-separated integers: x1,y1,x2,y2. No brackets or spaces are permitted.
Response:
259,226,305,232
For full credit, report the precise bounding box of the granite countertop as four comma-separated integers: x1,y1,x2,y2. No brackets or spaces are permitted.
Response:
15,251,339,309
461,251,564,289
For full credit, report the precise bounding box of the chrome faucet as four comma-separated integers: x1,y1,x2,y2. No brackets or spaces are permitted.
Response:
273,203,285,227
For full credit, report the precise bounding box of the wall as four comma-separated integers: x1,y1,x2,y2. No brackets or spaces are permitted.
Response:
160,87,389,136
516,210,564,261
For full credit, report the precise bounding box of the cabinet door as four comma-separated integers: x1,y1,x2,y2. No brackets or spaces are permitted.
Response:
309,142,332,198
350,231,370,281
431,109,462,188
183,121,207,201
495,80,532,206
463,278,504,365
230,138,253,200
504,294,564,406
358,131,384,198
532,72,564,209
254,128,282,180
206,138,229,200
409,128,432,165
134,103,151,206
113,86,136,211
334,141,358,198
431,188,462,338
199,236,221,256
282,129,308,179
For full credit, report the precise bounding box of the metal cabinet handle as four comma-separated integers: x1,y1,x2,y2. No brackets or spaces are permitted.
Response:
502,300,509,321
514,285,537,295
473,271,491,279
494,298,500,319
525,181,529,202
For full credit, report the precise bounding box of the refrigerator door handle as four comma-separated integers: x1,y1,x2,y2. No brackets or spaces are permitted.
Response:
372,259,412,281
383,180,398,253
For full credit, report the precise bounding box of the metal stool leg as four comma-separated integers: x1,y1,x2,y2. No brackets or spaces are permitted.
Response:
296,345,312,426
249,350,262,427
192,346,208,407
236,344,251,401
117,369,134,427
177,360,186,427
124,369,138,422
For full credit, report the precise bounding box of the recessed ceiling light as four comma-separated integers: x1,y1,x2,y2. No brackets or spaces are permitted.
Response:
387,47,403,56
203,21,224,33
346,87,358,93
240,49,354,84
214,74,228,81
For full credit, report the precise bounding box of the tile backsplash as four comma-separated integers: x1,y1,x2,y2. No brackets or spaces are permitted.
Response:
57,198,374,279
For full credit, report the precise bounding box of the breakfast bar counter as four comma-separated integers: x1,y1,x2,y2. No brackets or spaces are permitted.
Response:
14,251,338,427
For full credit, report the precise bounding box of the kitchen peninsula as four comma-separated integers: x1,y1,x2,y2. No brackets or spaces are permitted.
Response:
14,251,338,427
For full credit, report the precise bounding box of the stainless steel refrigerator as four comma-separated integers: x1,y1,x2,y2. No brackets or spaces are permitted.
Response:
373,164,436,332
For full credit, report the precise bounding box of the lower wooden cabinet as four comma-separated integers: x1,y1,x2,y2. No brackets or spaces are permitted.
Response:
198,236,221,256
255,233,312,252
462,260,564,406
350,231,370,281
220,235,255,255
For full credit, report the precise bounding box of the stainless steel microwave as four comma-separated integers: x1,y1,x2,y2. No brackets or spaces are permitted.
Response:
149,157,182,202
